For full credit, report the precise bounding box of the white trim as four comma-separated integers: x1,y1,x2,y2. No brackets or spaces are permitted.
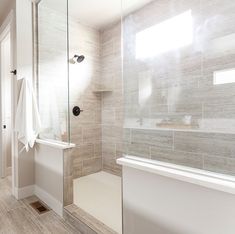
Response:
0,9,15,182
34,185,63,216
14,184,63,217
36,139,75,150
0,29,11,178
14,185,34,200
117,155,235,195
0,10,15,183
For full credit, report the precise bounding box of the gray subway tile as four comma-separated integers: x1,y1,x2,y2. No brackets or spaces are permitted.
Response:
204,155,235,176
131,129,173,148
151,147,203,169
174,131,235,158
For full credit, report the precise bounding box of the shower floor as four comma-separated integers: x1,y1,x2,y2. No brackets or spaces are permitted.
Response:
73,171,122,233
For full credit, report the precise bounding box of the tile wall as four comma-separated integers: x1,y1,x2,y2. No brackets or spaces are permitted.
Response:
100,23,123,176
64,19,103,205
38,5,123,181
38,5,103,205
122,0,235,176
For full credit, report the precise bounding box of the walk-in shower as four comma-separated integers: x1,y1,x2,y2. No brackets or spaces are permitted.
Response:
37,0,123,232
35,0,235,233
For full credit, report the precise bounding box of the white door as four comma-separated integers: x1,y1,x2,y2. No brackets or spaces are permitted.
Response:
0,28,12,178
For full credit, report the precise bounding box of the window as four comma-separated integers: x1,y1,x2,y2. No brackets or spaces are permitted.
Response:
136,10,193,59
214,69,235,85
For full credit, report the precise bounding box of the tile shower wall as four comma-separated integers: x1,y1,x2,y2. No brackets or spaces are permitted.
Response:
68,19,102,179
39,6,102,177
100,23,123,176
64,19,102,204
38,6,103,205
122,0,235,176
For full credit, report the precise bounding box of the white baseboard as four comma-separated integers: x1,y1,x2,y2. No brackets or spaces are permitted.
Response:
34,185,63,216
14,185,34,200
14,184,63,217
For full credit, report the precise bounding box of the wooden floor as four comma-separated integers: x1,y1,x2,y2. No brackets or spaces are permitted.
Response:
0,176,80,234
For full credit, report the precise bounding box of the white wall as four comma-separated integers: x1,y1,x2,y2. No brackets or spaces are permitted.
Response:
122,166,235,234
35,144,64,216
15,0,35,192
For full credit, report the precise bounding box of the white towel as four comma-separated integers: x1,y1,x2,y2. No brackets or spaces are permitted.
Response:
15,78,41,152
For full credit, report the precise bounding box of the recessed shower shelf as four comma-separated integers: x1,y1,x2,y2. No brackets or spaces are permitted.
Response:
93,89,113,93
123,125,235,135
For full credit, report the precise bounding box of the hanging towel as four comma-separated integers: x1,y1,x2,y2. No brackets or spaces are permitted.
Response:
15,78,41,152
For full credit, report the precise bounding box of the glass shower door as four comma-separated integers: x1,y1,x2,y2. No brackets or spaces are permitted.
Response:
37,0,70,142
122,0,235,176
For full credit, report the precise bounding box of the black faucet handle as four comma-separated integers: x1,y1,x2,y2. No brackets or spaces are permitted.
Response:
72,106,83,116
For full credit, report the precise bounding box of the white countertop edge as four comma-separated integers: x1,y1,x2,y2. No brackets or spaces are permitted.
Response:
117,155,235,195
36,139,75,150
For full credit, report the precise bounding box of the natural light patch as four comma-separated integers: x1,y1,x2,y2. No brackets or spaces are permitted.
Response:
135,10,193,59
138,75,152,106
214,69,235,85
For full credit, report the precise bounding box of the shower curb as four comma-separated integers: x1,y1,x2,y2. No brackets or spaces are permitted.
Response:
64,204,118,234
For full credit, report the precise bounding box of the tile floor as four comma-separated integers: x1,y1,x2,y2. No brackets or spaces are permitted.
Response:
0,176,79,234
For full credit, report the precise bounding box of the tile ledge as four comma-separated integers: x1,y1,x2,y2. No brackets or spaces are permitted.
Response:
124,126,235,135
36,139,75,150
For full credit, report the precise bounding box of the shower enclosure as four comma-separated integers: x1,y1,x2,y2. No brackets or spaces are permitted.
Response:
35,0,235,233
37,0,123,233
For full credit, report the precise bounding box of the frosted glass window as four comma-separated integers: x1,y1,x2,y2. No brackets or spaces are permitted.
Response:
136,10,193,59
213,69,235,85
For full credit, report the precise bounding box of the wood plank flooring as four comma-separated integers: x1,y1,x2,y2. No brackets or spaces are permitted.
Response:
0,176,80,234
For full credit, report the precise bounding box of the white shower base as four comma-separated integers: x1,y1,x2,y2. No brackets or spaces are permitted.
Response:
73,171,122,233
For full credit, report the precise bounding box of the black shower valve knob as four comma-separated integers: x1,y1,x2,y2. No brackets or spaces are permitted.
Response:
72,106,83,116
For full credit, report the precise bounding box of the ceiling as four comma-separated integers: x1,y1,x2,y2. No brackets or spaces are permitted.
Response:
40,0,153,30
69,0,153,29
0,0,12,24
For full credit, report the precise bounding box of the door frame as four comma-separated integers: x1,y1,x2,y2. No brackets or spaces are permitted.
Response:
0,24,11,178
0,10,16,194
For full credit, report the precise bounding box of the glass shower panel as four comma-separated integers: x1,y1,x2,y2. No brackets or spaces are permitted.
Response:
122,0,235,176
37,0,69,142
65,1,122,233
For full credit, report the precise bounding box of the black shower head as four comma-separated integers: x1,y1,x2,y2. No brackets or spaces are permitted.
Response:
69,54,85,64
76,55,85,63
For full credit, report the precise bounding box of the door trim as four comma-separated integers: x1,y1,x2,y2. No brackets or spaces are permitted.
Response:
0,26,10,178
0,10,16,196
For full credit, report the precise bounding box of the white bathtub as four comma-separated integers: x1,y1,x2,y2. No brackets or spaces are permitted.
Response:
117,156,235,234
